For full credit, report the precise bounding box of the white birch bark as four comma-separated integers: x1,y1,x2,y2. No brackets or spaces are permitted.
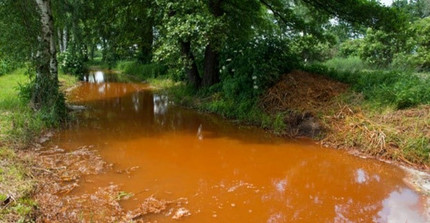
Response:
35,0,57,80
63,27,68,52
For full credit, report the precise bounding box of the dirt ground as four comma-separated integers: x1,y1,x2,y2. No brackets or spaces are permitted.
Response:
29,135,190,222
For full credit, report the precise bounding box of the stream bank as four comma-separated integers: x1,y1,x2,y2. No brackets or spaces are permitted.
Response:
149,69,430,171
0,70,78,222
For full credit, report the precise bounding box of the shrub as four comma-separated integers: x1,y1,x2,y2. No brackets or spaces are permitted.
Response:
0,59,16,76
220,35,299,99
339,39,362,57
359,28,408,68
18,73,67,126
58,49,86,77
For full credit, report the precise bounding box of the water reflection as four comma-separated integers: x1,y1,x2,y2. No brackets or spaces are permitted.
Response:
55,70,429,222
375,189,426,223
153,94,168,115
356,168,368,184
84,70,105,83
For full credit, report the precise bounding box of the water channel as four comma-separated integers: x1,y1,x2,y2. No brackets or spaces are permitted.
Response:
50,70,428,222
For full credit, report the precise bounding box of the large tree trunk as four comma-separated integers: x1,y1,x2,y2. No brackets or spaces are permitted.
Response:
139,24,153,64
202,44,220,87
180,41,201,88
35,0,57,81
33,0,60,109
202,0,223,87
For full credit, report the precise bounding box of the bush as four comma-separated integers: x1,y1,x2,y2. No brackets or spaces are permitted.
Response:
339,39,362,57
58,49,86,77
0,59,16,76
219,35,299,99
359,28,408,68
18,73,67,126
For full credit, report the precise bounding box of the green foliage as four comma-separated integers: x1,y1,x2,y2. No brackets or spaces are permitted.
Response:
58,49,86,77
116,61,167,79
386,17,430,72
0,0,40,63
359,28,407,67
0,58,15,76
304,64,430,109
0,69,43,143
406,17,430,71
15,68,67,127
220,35,299,97
323,56,368,72
339,39,363,57
290,34,335,62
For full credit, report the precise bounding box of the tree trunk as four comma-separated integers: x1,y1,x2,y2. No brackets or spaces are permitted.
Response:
180,41,201,88
32,0,61,110
90,43,96,60
139,24,153,64
35,0,57,81
58,28,63,53
63,27,68,52
202,44,220,87
202,0,223,87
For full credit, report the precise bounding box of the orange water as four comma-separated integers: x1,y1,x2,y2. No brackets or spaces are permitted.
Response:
52,70,428,222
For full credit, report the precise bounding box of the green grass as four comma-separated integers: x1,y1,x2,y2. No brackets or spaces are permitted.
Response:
304,63,430,109
0,147,36,223
323,56,369,72
59,71,78,91
307,61,430,165
0,68,78,222
0,69,77,144
0,69,41,144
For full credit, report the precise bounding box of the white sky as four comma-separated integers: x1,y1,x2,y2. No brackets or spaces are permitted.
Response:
379,0,394,6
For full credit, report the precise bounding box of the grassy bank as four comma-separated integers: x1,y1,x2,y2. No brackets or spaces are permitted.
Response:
302,62,430,167
0,69,77,222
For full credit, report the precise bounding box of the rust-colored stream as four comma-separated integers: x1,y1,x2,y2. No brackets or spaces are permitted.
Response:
51,70,428,222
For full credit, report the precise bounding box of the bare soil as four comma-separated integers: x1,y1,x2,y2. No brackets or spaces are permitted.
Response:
30,141,190,222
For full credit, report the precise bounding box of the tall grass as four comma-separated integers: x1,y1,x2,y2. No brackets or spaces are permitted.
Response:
304,64,430,109
0,69,77,144
323,56,368,72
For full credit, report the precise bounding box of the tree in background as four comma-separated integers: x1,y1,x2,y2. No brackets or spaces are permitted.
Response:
0,0,405,119
0,0,66,122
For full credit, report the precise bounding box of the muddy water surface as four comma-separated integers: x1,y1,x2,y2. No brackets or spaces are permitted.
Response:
51,70,428,222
